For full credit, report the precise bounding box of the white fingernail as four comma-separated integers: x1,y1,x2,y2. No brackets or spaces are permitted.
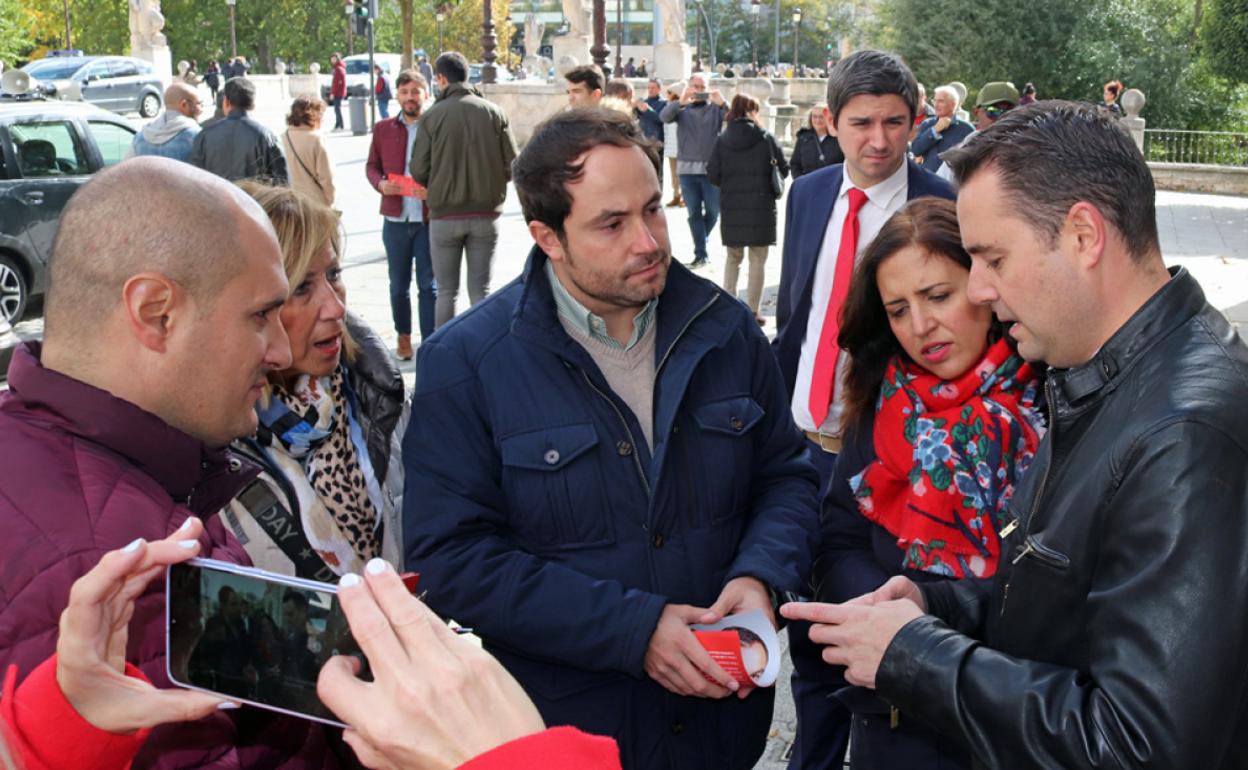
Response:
340,573,361,588
178,517,197,532
217,701,240,710
177,539,199,549
123,538,143,553
365,558,389,575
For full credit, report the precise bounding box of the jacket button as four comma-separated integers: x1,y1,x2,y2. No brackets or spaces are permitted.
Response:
227,457,242,472
669,721,684,735
544,449,560,465
652,532,664,548
730,417,744,431
673,424,681,434
617,440,633,457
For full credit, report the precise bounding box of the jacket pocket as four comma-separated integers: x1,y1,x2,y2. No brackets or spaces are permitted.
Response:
499,423,616,550
689,396,764,526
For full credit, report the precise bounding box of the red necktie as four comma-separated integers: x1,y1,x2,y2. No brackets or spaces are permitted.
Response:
808,187,869,427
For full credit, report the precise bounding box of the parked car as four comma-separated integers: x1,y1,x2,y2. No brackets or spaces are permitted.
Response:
320,53,403,101
468,63,513,83
0,315,17,378
0,97,137,322
21,55,165,118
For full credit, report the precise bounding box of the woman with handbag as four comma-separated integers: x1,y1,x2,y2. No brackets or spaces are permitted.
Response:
281,94,336,208
707,93,788,324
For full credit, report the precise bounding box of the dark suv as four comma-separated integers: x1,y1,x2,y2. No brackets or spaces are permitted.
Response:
21,56,165,118
0,98,136,322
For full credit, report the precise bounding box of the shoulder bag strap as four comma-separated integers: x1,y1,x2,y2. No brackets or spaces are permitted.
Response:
284,129,326,195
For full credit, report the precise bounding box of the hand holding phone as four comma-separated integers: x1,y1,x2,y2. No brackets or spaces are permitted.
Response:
59,518,232,734
318,560,546,769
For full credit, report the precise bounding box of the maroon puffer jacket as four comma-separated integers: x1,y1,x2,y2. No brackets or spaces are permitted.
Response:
0,344,353,769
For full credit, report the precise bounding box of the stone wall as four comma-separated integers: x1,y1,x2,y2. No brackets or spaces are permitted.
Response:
1149,163,1248,196
481,82,570,146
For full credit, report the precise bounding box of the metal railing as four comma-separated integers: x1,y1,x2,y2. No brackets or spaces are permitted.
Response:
1143,129,1248,167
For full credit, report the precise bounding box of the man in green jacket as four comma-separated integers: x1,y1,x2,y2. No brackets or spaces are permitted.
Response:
410,51,519,329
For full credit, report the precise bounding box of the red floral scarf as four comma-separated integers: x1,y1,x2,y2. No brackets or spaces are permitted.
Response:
850,338,1045,579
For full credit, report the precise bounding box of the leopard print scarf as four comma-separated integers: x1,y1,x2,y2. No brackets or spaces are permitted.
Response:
260,368,381,572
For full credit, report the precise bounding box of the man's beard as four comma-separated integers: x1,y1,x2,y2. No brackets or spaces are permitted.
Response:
402,104,422,118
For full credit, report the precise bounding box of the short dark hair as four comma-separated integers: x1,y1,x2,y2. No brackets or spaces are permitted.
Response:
604,78,634,100
839,197,1007,432
395,68,427,90
824,49,917,125
944,100,1159,263
725,93,760,122
435,52,469,84
566,64,605,94
513,108,661,237
223,76,255,111
283,590,310,610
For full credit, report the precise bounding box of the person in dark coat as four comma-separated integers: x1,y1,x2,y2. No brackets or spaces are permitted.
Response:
708,93,787,322
204,59,221,102
789,104,843,179
404,107,819,770
814,197,1044,769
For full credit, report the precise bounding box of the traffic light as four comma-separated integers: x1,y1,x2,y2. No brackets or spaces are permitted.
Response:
351,0,370,36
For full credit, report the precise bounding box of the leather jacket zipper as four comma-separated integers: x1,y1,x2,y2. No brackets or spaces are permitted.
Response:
1001,377,1058,617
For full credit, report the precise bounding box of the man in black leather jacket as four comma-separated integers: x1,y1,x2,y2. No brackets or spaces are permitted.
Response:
784,101,1248,769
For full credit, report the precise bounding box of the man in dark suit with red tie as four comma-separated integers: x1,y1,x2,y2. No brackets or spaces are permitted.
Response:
771,49,955,770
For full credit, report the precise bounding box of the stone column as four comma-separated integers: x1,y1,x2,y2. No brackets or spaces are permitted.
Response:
1121,88,1146,154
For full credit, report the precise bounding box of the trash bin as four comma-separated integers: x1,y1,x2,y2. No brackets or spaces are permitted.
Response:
349,95,368,135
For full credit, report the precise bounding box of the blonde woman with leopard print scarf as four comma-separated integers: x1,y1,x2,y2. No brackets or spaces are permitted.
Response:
222,183,408,583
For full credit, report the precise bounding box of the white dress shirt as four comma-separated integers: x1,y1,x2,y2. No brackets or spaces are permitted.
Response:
791,161,910,435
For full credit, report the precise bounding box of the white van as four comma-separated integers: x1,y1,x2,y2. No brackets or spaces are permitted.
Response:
321,53,403,99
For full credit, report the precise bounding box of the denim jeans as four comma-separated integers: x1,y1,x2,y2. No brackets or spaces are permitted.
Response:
332,96,344,129
678,174,720,261
378,97,390,119
382,219,436,339
429,216,499,328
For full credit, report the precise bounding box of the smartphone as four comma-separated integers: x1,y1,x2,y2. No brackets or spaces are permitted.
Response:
166,558,389,728
693,91,709,102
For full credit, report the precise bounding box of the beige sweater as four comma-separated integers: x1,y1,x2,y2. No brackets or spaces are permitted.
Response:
282,126,335,207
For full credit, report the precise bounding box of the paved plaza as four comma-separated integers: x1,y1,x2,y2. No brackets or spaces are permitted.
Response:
6,108,1248,766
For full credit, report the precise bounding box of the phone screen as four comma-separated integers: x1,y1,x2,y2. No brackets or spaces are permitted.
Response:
166,558,368,727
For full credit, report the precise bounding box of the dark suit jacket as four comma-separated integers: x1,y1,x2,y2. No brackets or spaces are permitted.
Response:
772,160,955,397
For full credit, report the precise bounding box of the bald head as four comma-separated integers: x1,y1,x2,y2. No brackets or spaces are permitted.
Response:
45,156,277,351
164,82,202,119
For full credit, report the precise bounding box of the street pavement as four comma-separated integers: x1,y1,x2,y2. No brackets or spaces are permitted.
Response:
7,106,1248,766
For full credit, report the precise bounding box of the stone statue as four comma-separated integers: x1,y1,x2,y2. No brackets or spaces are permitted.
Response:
129,0,167,50
561,0,590,37
524,12,546,57
657,0,686,44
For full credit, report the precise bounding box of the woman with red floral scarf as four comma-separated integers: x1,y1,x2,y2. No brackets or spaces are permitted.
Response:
813,197,1046,770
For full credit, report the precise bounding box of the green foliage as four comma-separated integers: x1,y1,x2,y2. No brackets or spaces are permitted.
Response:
1203,0,1248,83
1,0,509,73
875,0,1247,130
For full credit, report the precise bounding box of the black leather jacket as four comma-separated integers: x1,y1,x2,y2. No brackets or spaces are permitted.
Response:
875,268,1248,769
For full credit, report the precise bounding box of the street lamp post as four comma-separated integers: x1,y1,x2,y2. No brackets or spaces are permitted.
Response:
615,0,623,75
749,0,760,71
590,0,609,70
225,0,238,60
436,9,445,54
791,7,802,74
481,0,498,83
693,0,702,72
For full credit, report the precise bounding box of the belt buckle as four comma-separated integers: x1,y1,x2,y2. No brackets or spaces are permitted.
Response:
817,432,839,453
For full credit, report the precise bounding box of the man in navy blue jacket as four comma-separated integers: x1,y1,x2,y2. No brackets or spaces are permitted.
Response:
771,49,955,770
403,108,819,770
